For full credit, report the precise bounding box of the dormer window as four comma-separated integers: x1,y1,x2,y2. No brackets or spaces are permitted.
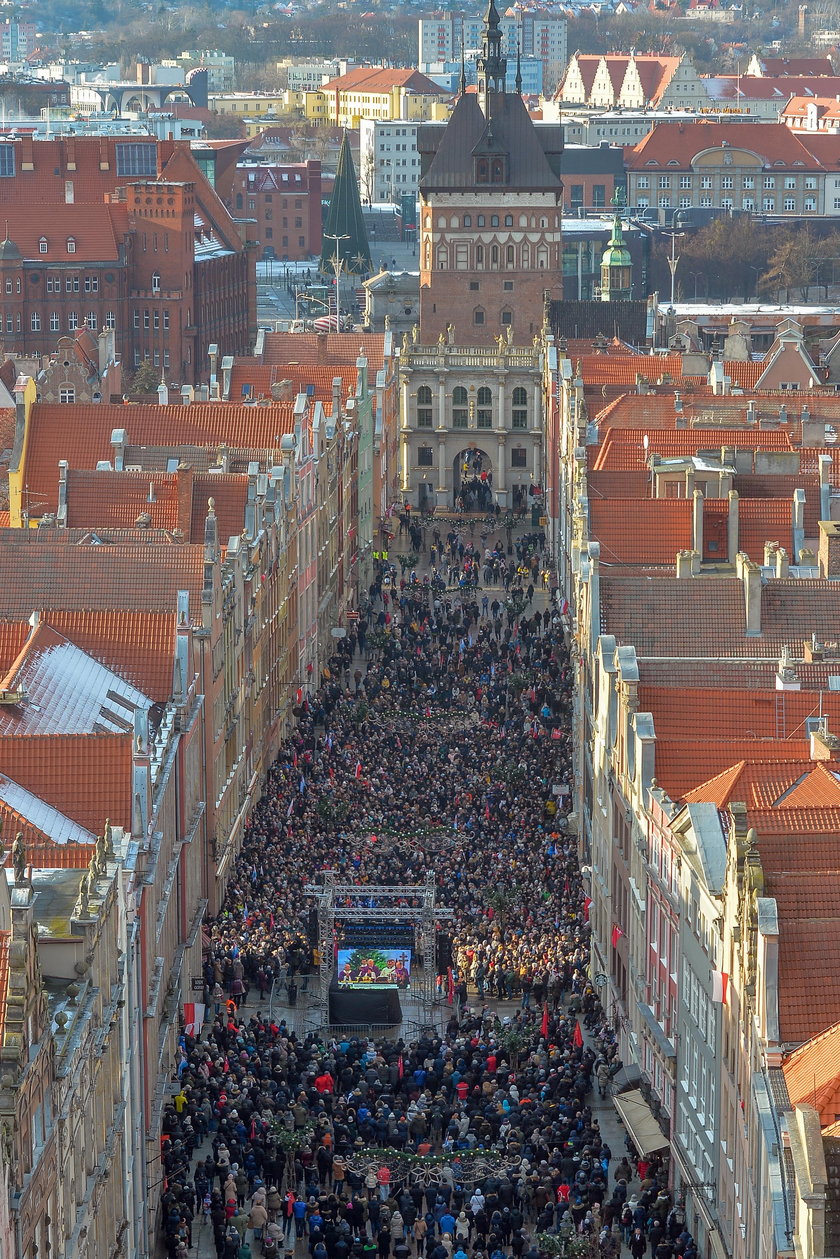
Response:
39,237,48,254
476,158,489,184
66,236,76,254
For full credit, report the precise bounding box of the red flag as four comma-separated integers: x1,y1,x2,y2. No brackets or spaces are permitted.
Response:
712,972,729,1004
612,923,624,949
583,896,592,922
355,761,362,779
573,1019,584,1048
293,751,298,768
398,1055,404,1079
269,912,275,930
446,967,455,1005
541,1002,549,1039
484,803,491,820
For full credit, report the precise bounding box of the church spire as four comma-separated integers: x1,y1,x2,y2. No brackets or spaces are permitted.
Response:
515,36,522,95
477,0,507,110
459,34,467,96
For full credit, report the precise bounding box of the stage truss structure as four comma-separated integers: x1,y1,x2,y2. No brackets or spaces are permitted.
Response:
304,870,454,1030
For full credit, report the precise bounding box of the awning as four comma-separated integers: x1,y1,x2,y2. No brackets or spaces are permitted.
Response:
613,1089,670,1157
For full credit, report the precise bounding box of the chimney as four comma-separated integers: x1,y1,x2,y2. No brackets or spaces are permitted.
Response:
110,426,127,472
693,488,704,557
818,453,832,522
810,719,840,761
818,520,840,577
270,379,295,402
332,375,342,421
57,459,68,528
316,330,329,364
148,480,156,504
746,399,756,424
741,556,762,636
176,466,194,537
676,549,693,578
157,381,169,406
764,540,779,568
181,385,194,405
779,403,788,424
775,547,789,579
728,490,740,563
792,488,806,563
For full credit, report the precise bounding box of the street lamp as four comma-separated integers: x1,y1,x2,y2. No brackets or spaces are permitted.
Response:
323,232,349,324
662,230,685,308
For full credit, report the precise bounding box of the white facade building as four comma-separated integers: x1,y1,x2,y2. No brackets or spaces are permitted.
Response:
359,118,420,204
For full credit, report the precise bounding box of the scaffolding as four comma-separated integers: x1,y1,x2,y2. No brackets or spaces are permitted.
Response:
304,870,454,1030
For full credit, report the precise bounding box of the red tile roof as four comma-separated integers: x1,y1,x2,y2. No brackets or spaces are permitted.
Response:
654,739,809,799
682,759,840,808
0,732,131,833
40,609,177,702
0,532,206,616
754,57,835,76
321,67,445,95
1,205,127,264
61,468,248,544
737,497,793,562
589,498,691,564
641,685,840,744
783,1020,840,1123
591,427,795,472
578,354,684,386
228,360,358,405
0,621,29,673
261,332,386,372
628,122,825,171
22,402,296,517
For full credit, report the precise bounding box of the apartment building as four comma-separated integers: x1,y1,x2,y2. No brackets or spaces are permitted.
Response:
359,119,420,203
419,11,567,92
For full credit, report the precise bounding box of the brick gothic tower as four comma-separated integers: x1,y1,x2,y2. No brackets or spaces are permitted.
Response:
417,0,563,346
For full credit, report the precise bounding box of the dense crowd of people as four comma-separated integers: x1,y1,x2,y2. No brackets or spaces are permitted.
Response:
158,531,692,1259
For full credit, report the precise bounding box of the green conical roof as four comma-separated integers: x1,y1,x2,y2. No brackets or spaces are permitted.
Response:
601,214,631,269
320,132,372,276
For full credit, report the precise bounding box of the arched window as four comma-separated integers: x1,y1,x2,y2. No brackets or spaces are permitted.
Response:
436,245,448,270
506,244,515,266
519,215,527,227
491,215,499,227
477,215,485,227
66,236,76,254
491,244,499,267
476,245,484,267
512,386,528,429
417,384,433,428
504,214,513,226
473,308,485,326
451,216,459,228
476,158,489,183
463,214,472,227
477,384,492,428
537,246,548,269
522,243,530,267
452,385,468,428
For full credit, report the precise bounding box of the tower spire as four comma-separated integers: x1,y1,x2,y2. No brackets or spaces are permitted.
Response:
459,34,466,96
515,36,522,95
477,0,507,110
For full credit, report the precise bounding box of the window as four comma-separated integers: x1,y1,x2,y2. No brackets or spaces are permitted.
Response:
659,197,671,209
743,198,755,212
477,215,485,227
66,236,77,254
504,214,513,226
490,215,499,228
105,311,115,329
805,198,816,212
701,176,712,189
473,308,485,326
763,198,775,212
463,214,471,227
417,446,434,467
679,175,691,189
784,176,796,189
154,311,160,330
721,175,733,190
512,385,527,428
84,275,99,293
163,310,169,331
0,146,15,178
658,175,671,188
86,311,97,329
452,385,468,427
151,271,161,293
116,142,157,176
506,245,515,266
31,312,41,331
637,176,649,189
700,196,712,208
721,198,733,210
39,237,48,254
144,310,150,330
743,176,755,189
805,176,817,190
417,384,433,428
476,385,492,429
764,176,775,189
133,310,140,329
475,245,484,267
592,184,606,208
59,385,75,404
784,197,796,212
68,312,78,330
679,197,692,209
511,447,527,468
50,312,59,332
501,310,512,326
